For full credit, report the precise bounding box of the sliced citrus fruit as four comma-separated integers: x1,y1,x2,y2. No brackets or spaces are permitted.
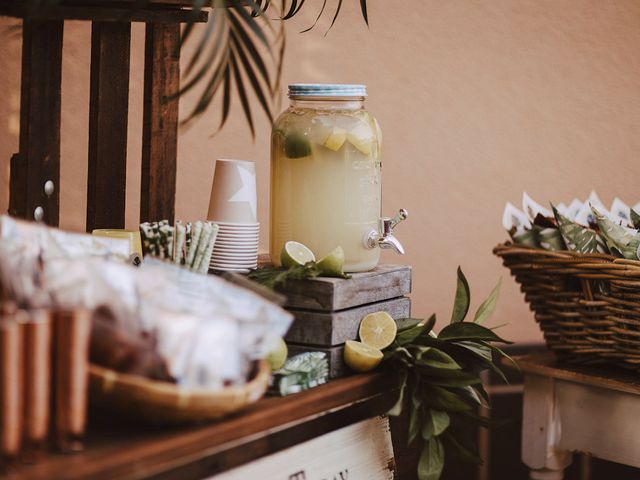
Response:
280,241,315,268
343,340,383,372
316,246,346,277
323,127,347,151
346,121,374,155
266,337,288,371
358,311,397,350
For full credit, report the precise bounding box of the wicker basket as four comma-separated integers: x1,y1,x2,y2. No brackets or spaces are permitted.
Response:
88,360,270,424
494,243,640,369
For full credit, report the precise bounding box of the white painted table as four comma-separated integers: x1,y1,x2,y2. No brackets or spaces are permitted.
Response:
516,353,640,480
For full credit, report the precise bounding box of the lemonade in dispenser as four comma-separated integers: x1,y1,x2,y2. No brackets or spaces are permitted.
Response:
270,84,407,272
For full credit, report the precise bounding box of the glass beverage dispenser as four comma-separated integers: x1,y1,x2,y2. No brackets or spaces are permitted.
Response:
270,84,407,272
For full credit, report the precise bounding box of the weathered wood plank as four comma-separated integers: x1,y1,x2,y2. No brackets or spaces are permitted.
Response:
287,343,346,379
285,296,411,346
0,2,208,23
279,265,412,312
209,416,395,480
7,373,396,480
509,353,640,396
140,22,179,224
86,21,131,231
9,19,63,226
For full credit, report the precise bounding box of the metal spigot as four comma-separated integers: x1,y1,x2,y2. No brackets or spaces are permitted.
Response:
364,209,408,255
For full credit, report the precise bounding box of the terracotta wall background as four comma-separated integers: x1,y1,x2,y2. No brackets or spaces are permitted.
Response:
2,1,640,343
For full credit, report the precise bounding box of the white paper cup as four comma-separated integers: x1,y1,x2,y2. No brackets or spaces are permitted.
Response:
208,159,257,224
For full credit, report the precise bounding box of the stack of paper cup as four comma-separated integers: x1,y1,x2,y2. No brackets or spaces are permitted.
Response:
207,159,259,273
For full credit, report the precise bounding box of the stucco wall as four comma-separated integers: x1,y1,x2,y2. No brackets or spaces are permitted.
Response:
2,1,640,342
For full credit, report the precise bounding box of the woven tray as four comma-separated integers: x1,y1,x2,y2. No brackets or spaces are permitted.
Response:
494,243,640,370
88,360,270,424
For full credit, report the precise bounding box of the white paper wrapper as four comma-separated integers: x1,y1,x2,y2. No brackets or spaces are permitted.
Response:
522,192,552,222
0,217,293,390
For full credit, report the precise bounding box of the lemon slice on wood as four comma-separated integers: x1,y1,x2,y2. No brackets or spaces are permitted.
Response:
358,311,397,350
344,340,383,372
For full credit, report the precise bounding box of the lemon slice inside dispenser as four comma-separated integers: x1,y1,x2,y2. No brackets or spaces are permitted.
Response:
323,127,347,151
347,121,374,155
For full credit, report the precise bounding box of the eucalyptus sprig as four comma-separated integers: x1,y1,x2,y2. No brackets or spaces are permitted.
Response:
248,261,350,289
384,267,511,480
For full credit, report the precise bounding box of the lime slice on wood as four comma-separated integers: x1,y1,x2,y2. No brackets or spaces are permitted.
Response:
343,340,383,372
316,246,347,277
358,311,398,350
285,131,312,158
281,241,316,268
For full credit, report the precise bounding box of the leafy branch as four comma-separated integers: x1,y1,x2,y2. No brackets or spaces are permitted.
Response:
18,1,370,136
247,260,349,289
179,0,370,134
384,268,512,480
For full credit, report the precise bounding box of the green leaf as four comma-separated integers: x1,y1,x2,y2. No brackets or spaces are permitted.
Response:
388,368,408,417
397,315,435,346
422,409,450,440
473,278,501,324
425,385,472,413
418,349,461,370
450,267,470,324
359,0,369,26
418,437,444,480
396,318,423,332
442,430,483,465
438,322,512,344
408,388,422,445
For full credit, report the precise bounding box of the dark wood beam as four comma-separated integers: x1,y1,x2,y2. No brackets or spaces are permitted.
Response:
86,21,131,231
140,22,180,224
9,19,64,226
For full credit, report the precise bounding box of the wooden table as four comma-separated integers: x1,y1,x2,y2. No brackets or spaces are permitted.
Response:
5,373,398,480
515,353,640,480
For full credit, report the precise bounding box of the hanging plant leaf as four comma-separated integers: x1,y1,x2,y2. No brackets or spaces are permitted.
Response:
422,409,450,441
418,437,445,480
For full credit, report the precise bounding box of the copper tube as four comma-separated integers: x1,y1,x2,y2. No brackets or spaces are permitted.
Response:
53,309,91,452
0,312,24,460
22,309,52,451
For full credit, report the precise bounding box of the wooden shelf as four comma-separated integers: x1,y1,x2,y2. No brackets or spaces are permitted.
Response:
5,372,398,480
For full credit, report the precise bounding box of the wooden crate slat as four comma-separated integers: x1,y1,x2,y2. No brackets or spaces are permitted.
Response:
285,296,411,347
86,21,131,231
140,22,179,224
279,265,412,312
9,19,64,226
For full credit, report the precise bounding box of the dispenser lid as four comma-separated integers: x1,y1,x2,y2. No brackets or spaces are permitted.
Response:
288,84,367,98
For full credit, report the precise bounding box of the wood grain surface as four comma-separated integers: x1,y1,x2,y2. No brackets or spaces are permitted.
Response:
9,19,63,226
140,22,180,225
5,373,397,480
86,21,131,231
279,265,412,312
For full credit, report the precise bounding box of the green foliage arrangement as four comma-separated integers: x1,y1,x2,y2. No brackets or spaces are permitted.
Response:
247,261,349,288
383,268,511,480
